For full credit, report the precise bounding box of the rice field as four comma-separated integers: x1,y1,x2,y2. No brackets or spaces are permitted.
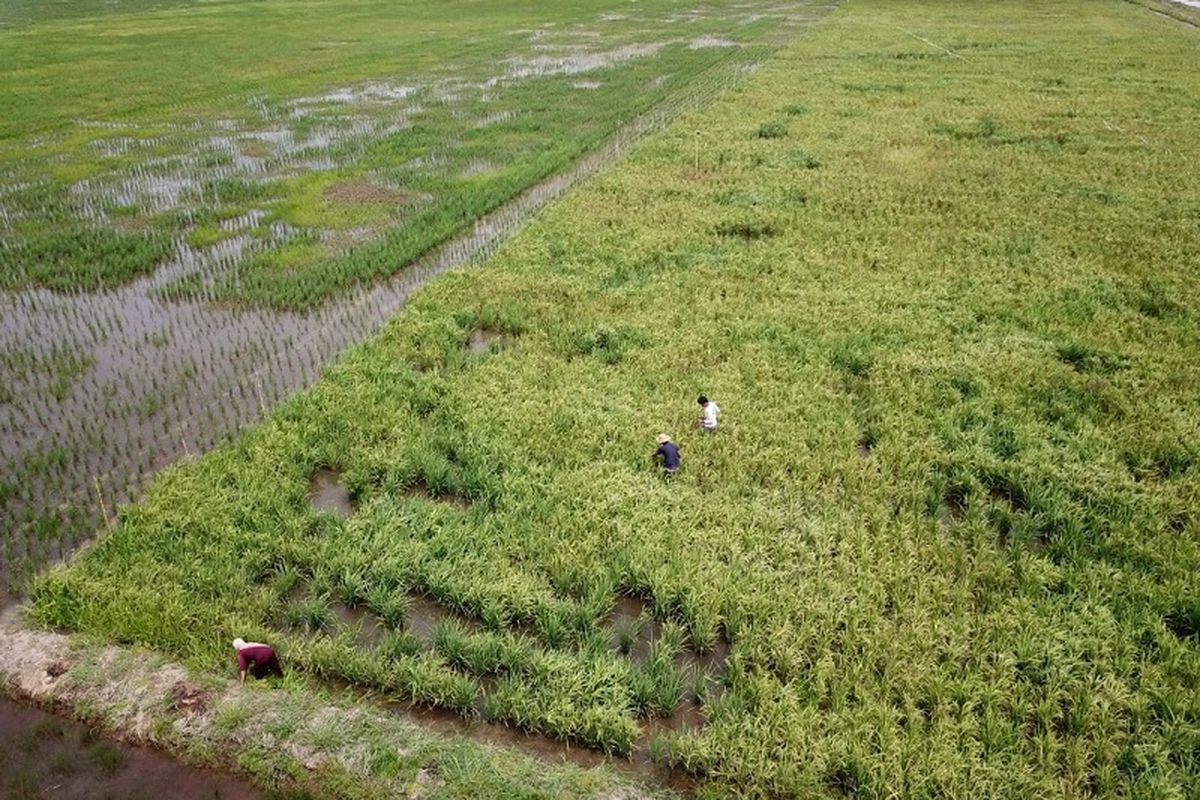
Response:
0,0,819,309
0,0,827,598
18,0,1200,797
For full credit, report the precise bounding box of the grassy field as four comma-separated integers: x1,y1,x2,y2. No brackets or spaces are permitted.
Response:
29,0,1200,796
0,0,812,308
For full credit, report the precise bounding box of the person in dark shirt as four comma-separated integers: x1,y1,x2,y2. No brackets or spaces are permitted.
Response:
655,433,681,479
233,637,283,684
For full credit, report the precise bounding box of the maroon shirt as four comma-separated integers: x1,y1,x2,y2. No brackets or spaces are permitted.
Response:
237,644,276,672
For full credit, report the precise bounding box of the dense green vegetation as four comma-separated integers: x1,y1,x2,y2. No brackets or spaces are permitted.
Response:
0,0,803,306
30,0,1200,796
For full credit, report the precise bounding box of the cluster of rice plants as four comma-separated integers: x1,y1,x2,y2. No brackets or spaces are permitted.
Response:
22,0,1200,796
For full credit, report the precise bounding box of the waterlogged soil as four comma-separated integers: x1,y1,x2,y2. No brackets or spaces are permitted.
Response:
468,327,503,354
384,697,700,795
307,467,471,517
300,589,726,791
330,594,458,649
403,483,474,508
607,595,731,676
331,602,388,648
359,592,721,790
322,180,414,205
308,467,356,517
404,594,457,644
0,696,260,800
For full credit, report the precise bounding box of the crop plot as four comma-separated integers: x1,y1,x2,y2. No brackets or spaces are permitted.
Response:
0,0,831,598
0,0,823,308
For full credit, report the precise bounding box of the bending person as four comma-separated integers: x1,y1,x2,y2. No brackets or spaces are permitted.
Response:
233,637,283,684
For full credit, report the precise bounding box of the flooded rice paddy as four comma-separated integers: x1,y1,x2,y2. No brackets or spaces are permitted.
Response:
0,1,834,599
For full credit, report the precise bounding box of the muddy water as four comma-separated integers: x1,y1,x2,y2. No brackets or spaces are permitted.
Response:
330,595,464,650
331,602,389,648
308,468,356,517
404,483,473,508
468,327,502,354
0,696,260,800
404,593,456,645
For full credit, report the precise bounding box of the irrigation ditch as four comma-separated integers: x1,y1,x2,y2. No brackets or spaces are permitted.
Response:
0,694,261,800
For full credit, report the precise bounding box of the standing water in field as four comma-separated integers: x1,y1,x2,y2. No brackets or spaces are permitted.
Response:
308,468,356,517
0,697,261,800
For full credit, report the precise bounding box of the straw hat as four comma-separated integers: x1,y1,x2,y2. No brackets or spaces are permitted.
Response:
656,433,671,444
232,638,246,650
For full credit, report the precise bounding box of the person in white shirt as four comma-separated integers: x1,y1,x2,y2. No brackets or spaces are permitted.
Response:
698,395,721,432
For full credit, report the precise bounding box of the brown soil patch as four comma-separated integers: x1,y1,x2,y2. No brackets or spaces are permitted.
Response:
468,328,503,354
322,180,412,205
171,680,212,715
404,483,472,509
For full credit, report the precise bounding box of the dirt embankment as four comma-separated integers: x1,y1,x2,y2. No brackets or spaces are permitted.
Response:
0,607,652,799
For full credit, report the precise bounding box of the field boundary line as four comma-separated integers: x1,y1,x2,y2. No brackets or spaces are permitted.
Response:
1119,0,1200,29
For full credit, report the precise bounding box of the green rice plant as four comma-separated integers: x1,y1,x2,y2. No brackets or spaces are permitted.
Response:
377,630,422,661
533,605,570,650
270,566,303,600
284,594,333,634
364,585,410,629
335,567,370,608
483,653,639,755
628,637,686,717
438,622,537,677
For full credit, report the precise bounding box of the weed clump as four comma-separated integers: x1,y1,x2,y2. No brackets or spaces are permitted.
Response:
715,219,779,240
755,121,788,139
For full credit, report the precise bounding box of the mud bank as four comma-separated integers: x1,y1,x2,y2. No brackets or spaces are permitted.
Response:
0,608,656,799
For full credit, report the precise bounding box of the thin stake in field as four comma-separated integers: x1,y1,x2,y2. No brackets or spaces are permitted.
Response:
93,475,111,529
903,30,967,60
